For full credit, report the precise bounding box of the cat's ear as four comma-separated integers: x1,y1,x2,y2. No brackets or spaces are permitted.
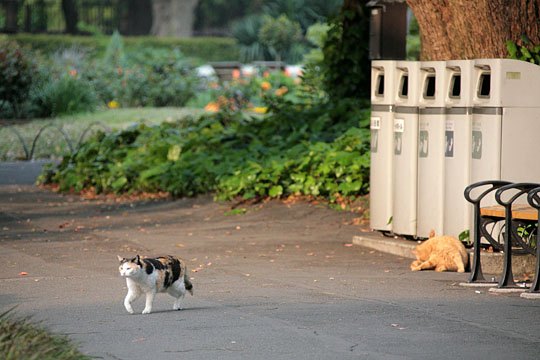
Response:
117,255,124,262
134,255,142,266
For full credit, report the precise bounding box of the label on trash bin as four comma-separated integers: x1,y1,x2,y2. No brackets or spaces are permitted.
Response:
472,131,482,159
393,119,404,155
445,131,454,158
394,119,404,133
506,71,521,80
419,130,429,158
370,117,381,129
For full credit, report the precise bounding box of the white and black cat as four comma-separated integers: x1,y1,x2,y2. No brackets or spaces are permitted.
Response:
117,255,193,314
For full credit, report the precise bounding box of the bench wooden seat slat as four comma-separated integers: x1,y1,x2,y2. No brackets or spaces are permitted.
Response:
480,204,538,221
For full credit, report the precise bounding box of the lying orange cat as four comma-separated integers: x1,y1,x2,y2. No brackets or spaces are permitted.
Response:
410,235,469,273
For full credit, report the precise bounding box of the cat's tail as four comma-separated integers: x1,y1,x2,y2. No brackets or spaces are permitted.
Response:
184,274,194,296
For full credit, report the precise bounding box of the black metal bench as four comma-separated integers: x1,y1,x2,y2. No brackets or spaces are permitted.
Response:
464,181,539,292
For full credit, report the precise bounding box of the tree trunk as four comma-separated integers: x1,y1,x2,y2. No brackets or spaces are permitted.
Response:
61,0,78,34
407,0,540,60
119,0,152,35
151,0,199,37
3,0,19,33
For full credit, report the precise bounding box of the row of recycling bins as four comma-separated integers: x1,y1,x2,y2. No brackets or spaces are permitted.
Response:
370,59,540,239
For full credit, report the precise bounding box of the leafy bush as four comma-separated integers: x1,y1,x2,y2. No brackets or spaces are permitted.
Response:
0,40,36,117
41,97,370,203
31,74,98,117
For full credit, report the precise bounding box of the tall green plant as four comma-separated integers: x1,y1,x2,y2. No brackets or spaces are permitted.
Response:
103,30,126,67
231,14,270,62
258,15,304,62
321,1,370,101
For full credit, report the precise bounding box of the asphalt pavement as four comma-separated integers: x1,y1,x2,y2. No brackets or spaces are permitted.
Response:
1,163,539,359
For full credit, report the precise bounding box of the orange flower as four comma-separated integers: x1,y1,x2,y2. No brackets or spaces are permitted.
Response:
232,69,241,79
275,86,288,96
117,67,123,75
69,69,77,77
204,102,220,112
261,81,272,91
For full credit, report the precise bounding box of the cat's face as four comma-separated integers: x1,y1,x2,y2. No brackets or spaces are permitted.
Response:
117,255,142,277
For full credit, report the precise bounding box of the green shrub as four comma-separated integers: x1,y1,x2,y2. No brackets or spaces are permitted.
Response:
0,40,36,118
258,15,305,63
41,96,370,203
32,74,98,117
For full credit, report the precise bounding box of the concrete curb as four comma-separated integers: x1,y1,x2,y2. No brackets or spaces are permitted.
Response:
352,231,536,276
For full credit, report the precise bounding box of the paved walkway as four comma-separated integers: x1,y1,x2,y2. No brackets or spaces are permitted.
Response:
0,164,539,359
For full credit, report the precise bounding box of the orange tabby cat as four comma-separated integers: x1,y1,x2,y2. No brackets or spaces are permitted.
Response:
410,235,469,273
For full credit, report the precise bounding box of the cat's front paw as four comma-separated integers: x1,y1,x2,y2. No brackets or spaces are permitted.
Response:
142,308,152,314
124,305,135,314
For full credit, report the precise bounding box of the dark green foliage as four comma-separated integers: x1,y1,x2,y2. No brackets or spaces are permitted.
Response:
232,14,272,62
31,74,98,117
262,0,342,33
506,35,540,64
321,2,371,100
258,15,305,62
43,97,370,203
0,311,90,360
0,41,36,117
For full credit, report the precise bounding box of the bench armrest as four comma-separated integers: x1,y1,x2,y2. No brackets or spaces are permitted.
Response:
495,183,540,207
464,180,512,205
528,186,540,210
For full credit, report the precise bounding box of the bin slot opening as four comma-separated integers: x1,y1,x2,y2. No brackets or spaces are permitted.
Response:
399,74,408,98
449,74,461,98
478,72,491,98
375,73,385,96
423,75,436,99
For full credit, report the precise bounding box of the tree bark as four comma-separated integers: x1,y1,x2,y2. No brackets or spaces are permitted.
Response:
407,0,540,60
151,0,199,37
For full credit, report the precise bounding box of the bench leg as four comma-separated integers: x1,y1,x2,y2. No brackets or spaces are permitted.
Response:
528,219,540,293
498,210,517,288
469,207,486,282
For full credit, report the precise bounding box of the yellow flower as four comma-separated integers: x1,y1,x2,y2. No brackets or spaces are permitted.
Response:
107,100,120,109
251,107,267,114
261,81,272,91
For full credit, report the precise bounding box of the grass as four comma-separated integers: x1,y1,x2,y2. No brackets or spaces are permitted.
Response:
0,107,203,161
0,310,90,360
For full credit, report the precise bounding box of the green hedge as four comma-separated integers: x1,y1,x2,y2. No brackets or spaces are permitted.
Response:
5,34,240,62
